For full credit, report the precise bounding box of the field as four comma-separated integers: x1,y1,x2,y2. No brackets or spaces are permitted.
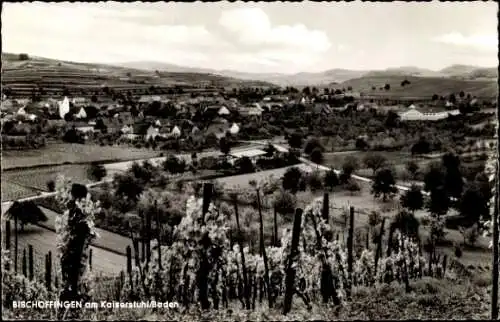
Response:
0,217,126,276
1,53,276,97
339,75,498,99
1,181,41,201
323,151,433,180
1,143,162,170
3,164,90,194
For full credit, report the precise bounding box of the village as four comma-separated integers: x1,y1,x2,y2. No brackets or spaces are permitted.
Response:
1,1,499,321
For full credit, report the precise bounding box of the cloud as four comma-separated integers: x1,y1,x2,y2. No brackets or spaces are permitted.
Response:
432,32,498,51
219,7,331,53
1,3,228,66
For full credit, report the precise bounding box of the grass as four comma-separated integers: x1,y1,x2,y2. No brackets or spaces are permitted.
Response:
1,143,162,170
1,181,41,201
2,277,490,320
340,75,498,98
3,164,91,193
323,150,432,181
0,222,126,276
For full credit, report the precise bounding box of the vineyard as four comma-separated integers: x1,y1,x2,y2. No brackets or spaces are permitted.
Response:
2,178,492,320
1,54,275,98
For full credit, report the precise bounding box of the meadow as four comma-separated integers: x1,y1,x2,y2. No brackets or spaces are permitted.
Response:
1,181,41,201
1,143,161,170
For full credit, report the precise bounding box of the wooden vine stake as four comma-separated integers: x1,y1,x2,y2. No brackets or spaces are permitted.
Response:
374,218,386,275
346,206,354,298
256,188,272,308
283,208,303,315
232,194,251,310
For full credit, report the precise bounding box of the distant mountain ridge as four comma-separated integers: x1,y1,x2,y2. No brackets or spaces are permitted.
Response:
116,61,497,86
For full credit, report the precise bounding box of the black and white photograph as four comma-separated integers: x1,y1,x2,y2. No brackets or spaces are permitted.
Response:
1,1,498,320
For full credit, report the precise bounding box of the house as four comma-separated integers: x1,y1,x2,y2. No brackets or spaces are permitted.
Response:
75,107,87,119
398,107,461,121
218,106,231,116
16,106,26,115
59,96,70,119
312,103,333,115
120,125,134,134
75,126,95,134
229,123,240,135
171,125,181,138
238,106,263,117
145,125,159,141
1,99,14,111
230,149,267,160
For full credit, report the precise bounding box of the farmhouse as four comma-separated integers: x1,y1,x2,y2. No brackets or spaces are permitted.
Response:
398,107,460,121
229,123,240,135
230,148,267,160
58,97,70,119
171,125,181,138
218,106,231,116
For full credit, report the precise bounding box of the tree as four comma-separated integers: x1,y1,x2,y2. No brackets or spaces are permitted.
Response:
114,173,144,202
436,151,463,199
401,185,424,213
384,83,391,91
264,143,276,158
368,211,382,227
392,210,420,240
459,184,488,225
371,168,398,202
411,137,430,155
324,170,339,190
304,137,324,155
45,180,55,192
340,156,359,183
427,187,450,218
310,148,324,164
449,93,457,104
163,155,186,174
18,53,30,61
282,167,303,194
385,110,399,127
87,162,107,181
459,91,465,98
355,137,369,151
219,137,231,156
432,94,439,101
273,190,297,219
363,153,387,175
236,156,255,174
406,161,419,179
287,132,303,149
423,162,445,192
307,171,324,192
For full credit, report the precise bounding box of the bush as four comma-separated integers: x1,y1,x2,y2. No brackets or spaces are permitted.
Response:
324,170,339,190
310,148,324,164
368,211,382,227
304,137,324,155
273,190,297,220
46,180,55,192
235,156,255,174
345,180,361,195
87,162,107,181
306,171,324,192
163,155,186,174
282,167,303,193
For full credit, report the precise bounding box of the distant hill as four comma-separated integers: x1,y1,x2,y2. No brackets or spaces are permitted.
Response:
1,53,277,97
338,75,498,99
117,60,497,87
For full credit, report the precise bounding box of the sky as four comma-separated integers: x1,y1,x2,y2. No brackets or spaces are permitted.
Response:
2,1,498,74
